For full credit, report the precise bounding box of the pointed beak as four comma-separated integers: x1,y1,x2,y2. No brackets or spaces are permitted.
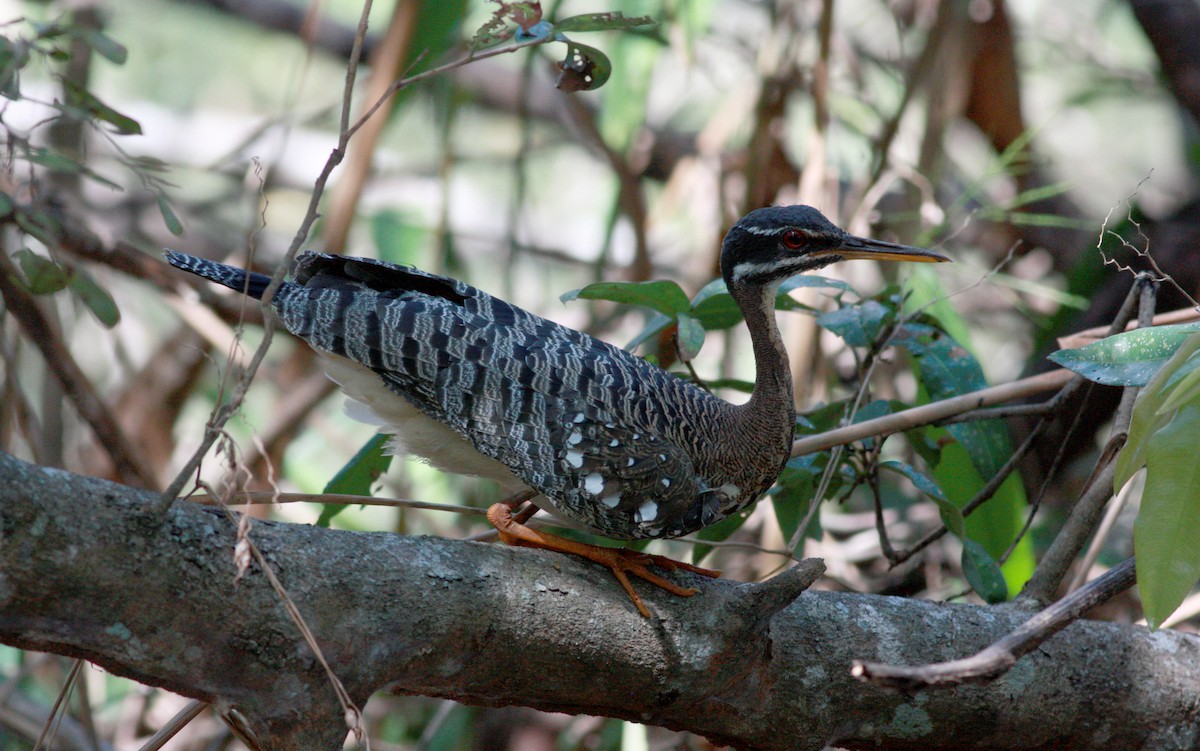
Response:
813,236,951,264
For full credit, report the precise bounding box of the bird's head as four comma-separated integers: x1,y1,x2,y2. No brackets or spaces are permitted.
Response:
720,205,950,288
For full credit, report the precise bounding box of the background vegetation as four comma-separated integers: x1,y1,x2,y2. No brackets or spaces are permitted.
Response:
2,0,1200,748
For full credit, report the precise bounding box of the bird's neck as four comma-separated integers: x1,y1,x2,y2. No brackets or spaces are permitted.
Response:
730,281,797,439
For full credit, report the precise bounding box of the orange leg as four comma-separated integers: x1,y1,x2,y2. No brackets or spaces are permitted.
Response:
486,501,721,617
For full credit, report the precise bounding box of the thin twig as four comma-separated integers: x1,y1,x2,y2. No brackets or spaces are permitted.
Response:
999,381,1093,565
136,700,207,751
189,491,489,516
936,401,1058,425
790,369,1075,458
33,658,82,751
1067,479,1136,593
853,557,1136,688
887,395,1062,567
1018,277,1157,605
156,0,375,515
0,253,157,487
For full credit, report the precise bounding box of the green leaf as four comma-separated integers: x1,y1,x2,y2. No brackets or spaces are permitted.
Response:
1134,399,1200,628
929,437,1033,598
68,268,120,327
780,274,852,294
80,29,128,64
816,300,891,347
1156,359,1200,415
1115,332,1200,491
771,455,822,547
369,208,425,266
555,41,611,91
1048,323,1200,387
962,538,1008,603
899,322,1011,479
561,279,691,317
0,36,30,99
554,12,655,33
674,313,705,361
691,507,752,564
881,460,963,537
317,434,393,527
63,79,142,135
14,249,69,293
26,147,84,174
156,194,184,236
624,311,673,352
688,279,743,330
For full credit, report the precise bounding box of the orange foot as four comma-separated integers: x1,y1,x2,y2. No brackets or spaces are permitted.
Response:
486,502,721,617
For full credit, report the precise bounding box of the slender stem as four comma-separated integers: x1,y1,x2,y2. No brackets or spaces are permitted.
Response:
854,558,1137,688
1017,276,1158,605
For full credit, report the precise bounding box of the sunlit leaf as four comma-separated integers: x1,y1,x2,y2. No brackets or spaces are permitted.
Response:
1134,400,1200,629
555,12,655,33
317,434,393,527
1049,323,1200,387
675,313,705,361
562,279,690,317
688,279,741,330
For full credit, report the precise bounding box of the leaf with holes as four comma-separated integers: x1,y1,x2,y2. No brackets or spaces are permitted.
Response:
317,433,393,527
899,322,1011,479
562,279,690,317
556,41,611,91
68,268,120,327
555,12,655,33
1049,323,1200,387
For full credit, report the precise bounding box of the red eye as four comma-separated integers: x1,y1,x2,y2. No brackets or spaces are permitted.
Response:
782,229,807,249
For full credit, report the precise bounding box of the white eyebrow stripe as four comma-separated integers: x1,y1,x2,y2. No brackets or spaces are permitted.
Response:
741,224,785,236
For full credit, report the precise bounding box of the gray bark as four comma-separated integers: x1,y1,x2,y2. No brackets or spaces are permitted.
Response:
1,450,1198,750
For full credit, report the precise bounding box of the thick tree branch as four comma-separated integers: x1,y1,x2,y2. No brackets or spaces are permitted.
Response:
2,451,1199,750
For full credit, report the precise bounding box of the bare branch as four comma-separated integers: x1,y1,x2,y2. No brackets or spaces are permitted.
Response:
3,452,1198,751
853,557,1137,688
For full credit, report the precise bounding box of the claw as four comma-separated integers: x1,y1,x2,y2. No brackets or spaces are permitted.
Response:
486,502,720,617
